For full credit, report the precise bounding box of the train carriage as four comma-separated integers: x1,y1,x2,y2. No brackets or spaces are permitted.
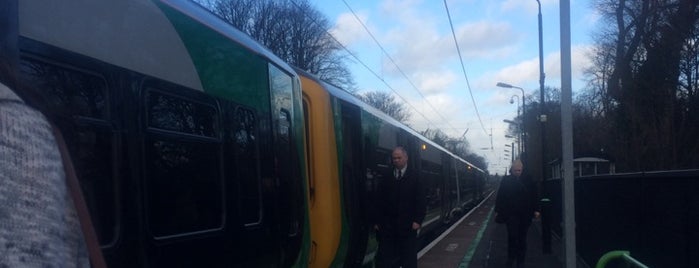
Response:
6,0,310,267
2,0,490,267
298,69,487,268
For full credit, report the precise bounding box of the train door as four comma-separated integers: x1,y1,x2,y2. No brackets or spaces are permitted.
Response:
338,101,368,267
415,140,443,234
268,64,304,265
140,80,226,267
442,155,456,222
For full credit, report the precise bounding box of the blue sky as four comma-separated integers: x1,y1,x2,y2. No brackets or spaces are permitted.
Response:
309,0,600,173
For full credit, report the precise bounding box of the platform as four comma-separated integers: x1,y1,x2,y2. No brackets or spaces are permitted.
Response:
418,192,566,268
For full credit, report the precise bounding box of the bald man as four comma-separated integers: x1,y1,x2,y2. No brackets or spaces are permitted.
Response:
374,146,426,268
495,160,540,268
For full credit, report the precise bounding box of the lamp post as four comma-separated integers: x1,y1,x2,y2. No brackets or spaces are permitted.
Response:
505,143,515,161
505,135,519,156
510,95,521,155
536,0,552,256
510,95,521,126
497,82,526,154
536,0,547,181
503,120,521,158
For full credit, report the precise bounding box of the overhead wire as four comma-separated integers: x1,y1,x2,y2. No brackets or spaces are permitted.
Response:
288,0,436,129
442,0,489,136
340,0,460,134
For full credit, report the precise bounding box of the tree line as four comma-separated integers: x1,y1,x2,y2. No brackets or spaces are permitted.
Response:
580,0,699,172
194,0,699,174
514,0,699,178
193,0,485,166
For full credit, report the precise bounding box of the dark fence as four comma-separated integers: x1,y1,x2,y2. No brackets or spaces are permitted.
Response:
542,170,699,268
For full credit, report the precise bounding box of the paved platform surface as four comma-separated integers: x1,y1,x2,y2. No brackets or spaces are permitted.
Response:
418,192,567,268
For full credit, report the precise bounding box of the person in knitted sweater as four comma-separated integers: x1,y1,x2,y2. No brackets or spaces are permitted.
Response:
0,81,89,267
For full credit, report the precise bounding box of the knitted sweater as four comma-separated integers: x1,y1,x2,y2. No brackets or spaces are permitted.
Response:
0,82,89,267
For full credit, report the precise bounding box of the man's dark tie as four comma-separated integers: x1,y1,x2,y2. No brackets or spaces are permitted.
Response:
396,169,402,180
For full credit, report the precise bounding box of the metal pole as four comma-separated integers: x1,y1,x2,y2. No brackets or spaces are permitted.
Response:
497,82,527,163
519,87,526,157
536,0,546,180
536,0,552,255
560,0,576,267
517,99,521,156
512,95,522,157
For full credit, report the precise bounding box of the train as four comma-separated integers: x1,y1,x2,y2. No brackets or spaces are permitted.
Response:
298,69,488,267
2,0,488,267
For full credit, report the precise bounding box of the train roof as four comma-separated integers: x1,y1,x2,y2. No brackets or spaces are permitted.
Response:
296,68,485,173
161,1,296,75
18,0,296,91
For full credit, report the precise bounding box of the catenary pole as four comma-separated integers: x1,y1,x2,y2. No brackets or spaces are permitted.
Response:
536,0,546,180
559,0,577,267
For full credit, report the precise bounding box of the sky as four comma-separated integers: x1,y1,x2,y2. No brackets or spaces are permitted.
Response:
308,0,600,174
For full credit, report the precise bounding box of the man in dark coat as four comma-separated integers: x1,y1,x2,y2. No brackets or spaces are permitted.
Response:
375,146,426,268
495,159,540,268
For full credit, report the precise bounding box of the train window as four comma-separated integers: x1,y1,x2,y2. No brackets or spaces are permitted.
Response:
229,107,262,226
374,148,392,172
20,56,108,119
268,64,300,236
277,109,290,139
144,90,223,238
421,160,443,213
269,64,292,141
147,91,218,138
72,127,117,245
19,56,117,245
302,98,315,205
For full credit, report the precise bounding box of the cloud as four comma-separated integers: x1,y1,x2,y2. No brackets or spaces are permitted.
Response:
379,0,422,19
330,11,372,45
402,90,472,134
490,59,541,88
502,0,558,14
479,44,594,93
415,71,459,94
322,0,597,171
382,19,518,74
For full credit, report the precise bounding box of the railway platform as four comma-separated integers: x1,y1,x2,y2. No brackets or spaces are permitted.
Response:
418,192,566,268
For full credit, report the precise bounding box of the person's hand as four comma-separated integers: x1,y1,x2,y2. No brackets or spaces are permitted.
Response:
412,222,421,230
534,211,541,219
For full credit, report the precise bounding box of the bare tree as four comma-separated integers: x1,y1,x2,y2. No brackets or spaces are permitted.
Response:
585,0,699,171
463,153,487,172
357,91,410,123
195,0,356,91
421,128,449,148
423,129,488,170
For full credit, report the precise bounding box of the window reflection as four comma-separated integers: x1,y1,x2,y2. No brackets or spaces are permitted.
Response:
421,160,442,215
147,90,218,137
229,107,261,226
145,89,223,237
19,56,116,245
146,138,222,237
20,57,108,119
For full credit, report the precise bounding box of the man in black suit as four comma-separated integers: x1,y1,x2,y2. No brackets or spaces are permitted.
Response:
495,159,540,268
375,146,426,268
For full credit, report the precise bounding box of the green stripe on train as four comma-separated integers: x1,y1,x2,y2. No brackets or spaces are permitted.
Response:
154,2,271,111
